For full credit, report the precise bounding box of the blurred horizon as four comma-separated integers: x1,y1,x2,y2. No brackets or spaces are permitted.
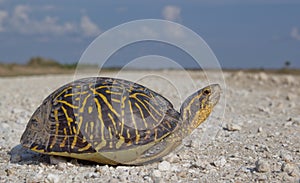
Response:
0,0,299,69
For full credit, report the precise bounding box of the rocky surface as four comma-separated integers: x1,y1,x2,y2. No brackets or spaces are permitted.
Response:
0,70,299,182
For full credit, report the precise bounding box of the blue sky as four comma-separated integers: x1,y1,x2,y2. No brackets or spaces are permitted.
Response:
0,0,300,69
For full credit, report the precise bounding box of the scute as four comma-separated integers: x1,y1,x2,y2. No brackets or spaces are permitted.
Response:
21,77,180,157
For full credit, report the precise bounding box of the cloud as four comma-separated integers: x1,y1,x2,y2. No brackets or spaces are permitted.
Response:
0,4,101,38
162,5,181,22
80,15,101,37
8,5,76,35
290,27,300,41
0,10,8,32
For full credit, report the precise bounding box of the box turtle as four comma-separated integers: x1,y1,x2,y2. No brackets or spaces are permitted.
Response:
21,77,221,165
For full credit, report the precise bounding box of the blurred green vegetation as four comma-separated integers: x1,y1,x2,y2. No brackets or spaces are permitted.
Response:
0,56,299,76
26,57,78,69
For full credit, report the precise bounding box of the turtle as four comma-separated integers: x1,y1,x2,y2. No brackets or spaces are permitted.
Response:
20,77,221,165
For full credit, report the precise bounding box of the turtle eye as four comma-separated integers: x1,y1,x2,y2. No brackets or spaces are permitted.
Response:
203,89,211,95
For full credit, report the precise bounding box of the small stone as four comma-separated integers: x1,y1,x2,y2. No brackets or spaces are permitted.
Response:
193,159,209,170
158,160,171,171
213,156,227,167
285,93,296,101
280,151,293,162
282,174,298,182
283,75,296,85
5,169,13,176
224,123,241,131
281,162,299,177
165,153,180,163
84,172,100,179
292,117,300,126
255,159,270,173
45,173,60,183
257,127,263,133
152,170,161,178
109,178,120,183
56,162,67,171
177,171,187,178
257,72,268,81
256,174,268,181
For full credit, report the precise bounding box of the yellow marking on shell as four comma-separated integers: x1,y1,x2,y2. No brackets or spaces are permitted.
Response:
144,130,151,140
165,121,172,129
61,106,73,135
50,109,59,149
71,116,83,149
108,126,113,140
131,92,152,100
82,136,87,143
94,98,107,150
134,102,148,128
79,94,91,113
60,128,68,147
95,141,107,151
116,135,125,149
133,97,159,122
111,98,121,103
108,126,113,148
136,98,161,123
95,85,123,91
105,90,122,95
78,143,92,152
88,106,93,114
92,89,120,117
75,97,80,101
64,91,88,97
90,121,94,133
120,96,126,135
142,99,162,117
54,86,73,100
57,100,78,109
85,122,89,134
72,126,77,134
128,100,140,144
108,113,117,132
126,128,130,139
31,145,45,153
135,133,141,144
127,141,132,146
154,128,158,141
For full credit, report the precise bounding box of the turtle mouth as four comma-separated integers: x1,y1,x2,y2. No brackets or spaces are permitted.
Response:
207,84,221,107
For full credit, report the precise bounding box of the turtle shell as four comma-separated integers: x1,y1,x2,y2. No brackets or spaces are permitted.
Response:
21,77,180,158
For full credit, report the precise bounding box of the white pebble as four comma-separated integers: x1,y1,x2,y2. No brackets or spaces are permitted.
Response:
281,162,299,177
213,156,227,167
255,159,270,173
152,170,162,177
85,172,100,179
158,161,171,171
45,173,60,183
225,123,241,131
280,151,293,162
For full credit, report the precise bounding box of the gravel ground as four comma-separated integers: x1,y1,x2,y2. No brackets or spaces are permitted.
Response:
0,70,299,182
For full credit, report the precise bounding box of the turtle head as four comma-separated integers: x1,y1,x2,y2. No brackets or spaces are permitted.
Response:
180,84,221,134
